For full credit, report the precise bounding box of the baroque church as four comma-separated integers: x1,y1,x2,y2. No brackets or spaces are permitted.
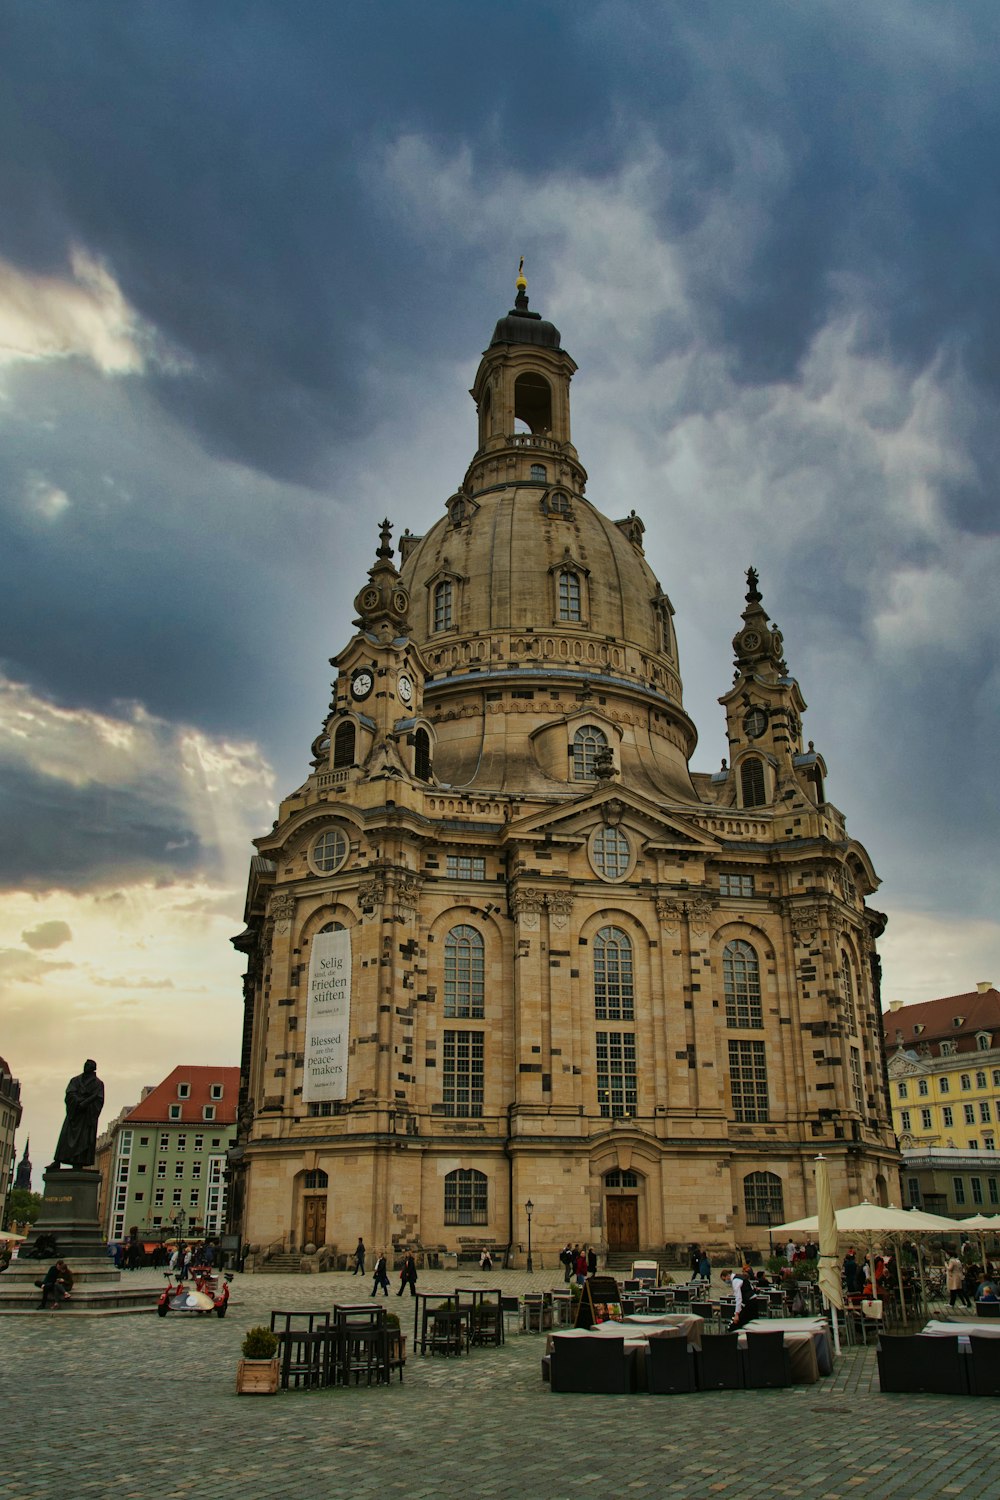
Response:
229,273,899,1265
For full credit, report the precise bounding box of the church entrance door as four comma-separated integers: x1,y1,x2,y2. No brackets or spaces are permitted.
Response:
606,1195,638,1251
302,1195,327,1248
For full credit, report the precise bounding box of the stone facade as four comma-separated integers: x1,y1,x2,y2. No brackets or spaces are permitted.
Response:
230,276,899,1264
0,1057,22,1228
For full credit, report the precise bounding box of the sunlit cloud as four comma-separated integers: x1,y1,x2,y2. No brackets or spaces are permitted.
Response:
24,472,71,521
0,246,164,375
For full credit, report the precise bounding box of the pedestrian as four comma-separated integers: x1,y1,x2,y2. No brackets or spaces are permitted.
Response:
371,1250,390,1296
723,1266,760,1329
586,1245,597,1277
559,1242,573,1282
690,1244,701,1280
843,1249,860,1295
479,1246,493,1271
785,1238,796,1264
397,1252,418,1296
574,1247,587,1285
38,1260,73,1309
698,1249,711,1285
352,1237,366,1275
946,1250,972,1308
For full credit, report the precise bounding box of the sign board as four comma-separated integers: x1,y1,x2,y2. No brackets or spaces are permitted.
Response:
303,928,352,1101
574,1275,624,1329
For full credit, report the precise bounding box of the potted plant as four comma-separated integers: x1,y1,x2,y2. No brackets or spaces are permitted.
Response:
236,1324,280,1394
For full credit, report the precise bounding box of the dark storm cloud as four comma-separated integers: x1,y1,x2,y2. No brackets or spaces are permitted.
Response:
21,920,72,950
0,763,204,893
3,2,1000,505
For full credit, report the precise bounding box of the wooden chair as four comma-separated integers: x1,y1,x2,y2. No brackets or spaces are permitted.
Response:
696,1333,743,1390
646,1332,697,1395
550,1334,638,1394
744,1330,792,1389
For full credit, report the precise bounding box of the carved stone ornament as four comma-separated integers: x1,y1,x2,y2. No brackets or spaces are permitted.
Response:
791,903,824,941
546,890,575,929
656,898,683,934
686,897,714,936
394,875,422,916
358,879,386,910
268,892,296,934
510,888,544,929
601,798,624,828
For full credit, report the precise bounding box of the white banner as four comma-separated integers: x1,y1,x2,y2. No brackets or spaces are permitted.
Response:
303,928,351,1102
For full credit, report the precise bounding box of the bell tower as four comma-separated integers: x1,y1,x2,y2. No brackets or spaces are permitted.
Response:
464,263,587,500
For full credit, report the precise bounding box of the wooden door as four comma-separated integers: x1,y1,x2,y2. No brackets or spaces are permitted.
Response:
302,1195,327,1247
606,1195,639,1251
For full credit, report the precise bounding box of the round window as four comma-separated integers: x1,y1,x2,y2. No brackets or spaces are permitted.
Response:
590,826,631,881
311,828,349,874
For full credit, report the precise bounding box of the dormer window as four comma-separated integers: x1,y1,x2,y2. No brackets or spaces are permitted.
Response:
434,579,453,631
572,724,609,781
953,1016,965,1028
203,1105,216,1121
740,757,767,808
177,1082,190,1099
210,1084,223,1100
558,570,581,622
941,1040,957,1056
448,496,469,526
977,1033,992,1051
913,1024,925,1035
169,1104,182,1120
546,490,571,515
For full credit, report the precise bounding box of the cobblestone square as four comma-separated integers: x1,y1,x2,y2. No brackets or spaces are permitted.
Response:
2,1268,997,1500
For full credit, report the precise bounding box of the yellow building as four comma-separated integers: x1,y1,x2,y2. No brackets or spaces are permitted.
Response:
229,275,898,1267
888,984,1000,1181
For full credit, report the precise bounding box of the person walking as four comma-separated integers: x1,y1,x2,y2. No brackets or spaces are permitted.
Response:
697,1249,711,1285
352,1237,366,1276
586,1245,597,1277
371,1250,390,1296
946,1251,972,1308
559,1243,573,1283
573,1246,588,1285
397,1252,418,1296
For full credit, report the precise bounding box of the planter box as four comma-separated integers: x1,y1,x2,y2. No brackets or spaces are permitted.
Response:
236,1356,279,1394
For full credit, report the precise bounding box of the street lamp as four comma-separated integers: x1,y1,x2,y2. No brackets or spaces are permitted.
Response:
525,1199,534,1275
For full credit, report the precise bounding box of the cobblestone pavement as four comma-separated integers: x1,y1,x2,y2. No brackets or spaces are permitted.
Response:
3,1268,996,1500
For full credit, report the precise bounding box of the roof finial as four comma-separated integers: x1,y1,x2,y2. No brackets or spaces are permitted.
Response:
516,256,527,292
745,565,762,604
377,517,393,561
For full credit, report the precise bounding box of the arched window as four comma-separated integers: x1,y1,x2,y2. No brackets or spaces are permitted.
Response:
572,724,608,780
433,580,453,631
319,921,346,933
333,722,355,769
740,757,766,807
514,371,552,433
444,1167,488,1225
548,491,570,515
413,728,431,780
591,826,630,880
303,1169,329,1190
558,570,581,621
444,925,484,1017
841,951,857,1034
603,1169,638,1189
594,927,634,1020
530,463,546,482
723,939,762,1028
743,1171,783,1225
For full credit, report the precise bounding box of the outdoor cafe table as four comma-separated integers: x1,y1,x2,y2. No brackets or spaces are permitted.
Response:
545,1312,705,1362
921,1318,1000,1352
740,1318,832,1383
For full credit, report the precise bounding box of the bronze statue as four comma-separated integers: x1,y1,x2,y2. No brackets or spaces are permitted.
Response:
50,1060,104,1169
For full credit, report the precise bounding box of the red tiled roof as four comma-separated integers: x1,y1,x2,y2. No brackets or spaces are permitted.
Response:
125,1065,240,1124
886,988,1000,1053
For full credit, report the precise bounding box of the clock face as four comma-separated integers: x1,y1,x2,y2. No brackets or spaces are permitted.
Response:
741,630,761,651
392,590,409,615
362,588,379,611
397,674,413,705
744,707,767,739
351,670,374,700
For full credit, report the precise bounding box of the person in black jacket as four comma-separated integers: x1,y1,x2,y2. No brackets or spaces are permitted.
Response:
397,1252,418,1296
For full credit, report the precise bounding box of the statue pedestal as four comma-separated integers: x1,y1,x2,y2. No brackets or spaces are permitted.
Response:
30,1167,108,1260
0,1168,157,1315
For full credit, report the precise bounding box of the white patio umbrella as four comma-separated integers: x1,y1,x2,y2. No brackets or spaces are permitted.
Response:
814,1155,842,1355
954,1213,1000,1278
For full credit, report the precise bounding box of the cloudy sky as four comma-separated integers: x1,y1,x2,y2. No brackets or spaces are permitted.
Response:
2,1,998,1181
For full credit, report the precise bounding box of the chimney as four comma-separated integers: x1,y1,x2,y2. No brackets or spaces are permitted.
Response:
977,981,993,994
888,999,904,1012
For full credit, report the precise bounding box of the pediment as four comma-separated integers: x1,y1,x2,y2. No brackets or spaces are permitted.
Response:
887,1050,924,1077
503,785,722,852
